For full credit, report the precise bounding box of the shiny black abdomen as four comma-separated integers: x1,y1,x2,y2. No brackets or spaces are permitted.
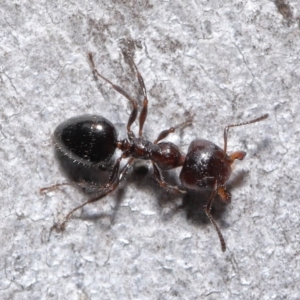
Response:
54,114,117,166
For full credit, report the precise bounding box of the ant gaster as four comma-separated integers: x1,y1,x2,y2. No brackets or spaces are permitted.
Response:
42,53,268,252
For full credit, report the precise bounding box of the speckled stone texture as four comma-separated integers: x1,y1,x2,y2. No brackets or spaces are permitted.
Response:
0,1,299,299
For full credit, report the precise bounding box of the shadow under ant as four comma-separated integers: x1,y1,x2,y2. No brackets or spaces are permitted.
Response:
52,151,249,234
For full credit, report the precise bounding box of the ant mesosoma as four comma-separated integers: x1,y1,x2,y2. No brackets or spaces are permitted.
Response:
42,53,268,252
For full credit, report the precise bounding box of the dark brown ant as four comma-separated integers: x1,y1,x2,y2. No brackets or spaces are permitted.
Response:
41,53,268,252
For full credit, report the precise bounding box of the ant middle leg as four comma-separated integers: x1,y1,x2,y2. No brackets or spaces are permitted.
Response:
154,116,193,144
152,163,186,194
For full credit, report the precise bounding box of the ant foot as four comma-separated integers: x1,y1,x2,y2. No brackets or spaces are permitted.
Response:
50,221,67,233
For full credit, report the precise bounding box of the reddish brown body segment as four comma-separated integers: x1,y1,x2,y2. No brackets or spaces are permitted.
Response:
180,139,246,204
180,139,233,191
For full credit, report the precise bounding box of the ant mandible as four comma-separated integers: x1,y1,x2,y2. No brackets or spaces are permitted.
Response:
42,53,268,252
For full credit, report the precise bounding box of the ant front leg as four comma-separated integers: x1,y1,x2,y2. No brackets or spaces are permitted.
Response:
204,181,227,252
52,156,134,232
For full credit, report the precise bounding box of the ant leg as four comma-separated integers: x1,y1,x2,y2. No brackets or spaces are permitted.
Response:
154,117,193,144
40,182,78,194
40,181,100,194
204,181,226,252
154,127,175,144
88,53,138,134
128,58,148,137
152,163,186,194
223,114,269,153
53,157,134,232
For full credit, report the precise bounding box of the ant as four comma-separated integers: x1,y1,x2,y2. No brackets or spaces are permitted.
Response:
41,53,268,252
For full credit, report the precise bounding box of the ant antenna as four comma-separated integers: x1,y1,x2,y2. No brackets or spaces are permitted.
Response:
223,114,269,154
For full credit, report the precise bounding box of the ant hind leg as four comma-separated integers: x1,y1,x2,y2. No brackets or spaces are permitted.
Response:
52,157,135,233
